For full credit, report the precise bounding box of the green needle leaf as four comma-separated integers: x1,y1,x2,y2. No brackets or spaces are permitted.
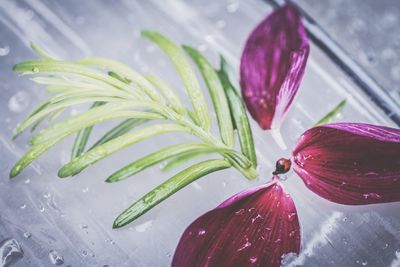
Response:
112,159,230,228
58,124,189,177
145,74,187,116
162,149,214,172
31,102,163,145
13,60,143,98
77,57,162,102
315,99,347,126
183,46,234,148
141,30,211,131
218,56,257,166
89,118,148,150
106,143,213,183
30,43,57,60
71,101,104,160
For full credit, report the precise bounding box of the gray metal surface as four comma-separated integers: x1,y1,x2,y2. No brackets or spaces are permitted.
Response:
0,0,399,266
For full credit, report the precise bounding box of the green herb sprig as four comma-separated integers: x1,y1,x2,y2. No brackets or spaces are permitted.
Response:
11,30,257,228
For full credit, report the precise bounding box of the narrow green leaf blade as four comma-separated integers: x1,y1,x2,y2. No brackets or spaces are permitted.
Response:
218,56,257,166
145,74,187,115
183,46,234,147
58,124,189,177
31,102,163,145
106,143,212,183
30,43,57,60
89,118,148,149
113,159,230,228
77,57,162,102
315,99,347,126
71,101,104,160
141,30,211,131
162,149,214,172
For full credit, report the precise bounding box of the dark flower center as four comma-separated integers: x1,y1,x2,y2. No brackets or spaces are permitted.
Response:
273,158,291,175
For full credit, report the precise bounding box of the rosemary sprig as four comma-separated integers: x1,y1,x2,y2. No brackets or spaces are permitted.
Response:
11,31,258,228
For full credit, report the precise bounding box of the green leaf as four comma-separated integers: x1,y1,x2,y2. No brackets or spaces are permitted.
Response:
58,124,189,177
77,57,162,102
89,118,148,150
31,102,164,145
162,149,214,172
106,143,213,183
145,74,187,115
30,43,57,60
315,99,347,126
71,101,104,160
183,46,234,148
112,159,230,228
108,71,131,84
14,96,123,138
13,60,143,98
141,30,211,131
218,56,257,166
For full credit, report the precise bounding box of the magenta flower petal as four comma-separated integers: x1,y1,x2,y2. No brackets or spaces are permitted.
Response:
172,180,300,267
240,4,309,130
292,123,400,205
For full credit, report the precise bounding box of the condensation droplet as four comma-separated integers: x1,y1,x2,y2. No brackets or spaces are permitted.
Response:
20,204,27,209
82,187,89,193
0,45,10,56
0,239,24,266
48,250,64,265
249,256,257,263
8,91,30,113
23,232,32,239
197,229,206,236
24,179,31,184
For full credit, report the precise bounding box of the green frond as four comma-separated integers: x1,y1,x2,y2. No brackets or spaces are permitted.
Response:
89,118,148,149
77,57,163,102
58,124,189,177
141,30,211,131
183,45,234,148
218,56,257,166
113,159,230,228
106,143,214,183
71,101,104,160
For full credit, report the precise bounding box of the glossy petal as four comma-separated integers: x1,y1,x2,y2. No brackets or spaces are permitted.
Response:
240,4,309,130
172,179,300,267
292,123,400,205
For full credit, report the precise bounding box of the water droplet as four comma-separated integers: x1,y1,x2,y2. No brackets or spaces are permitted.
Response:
382,243,388,249
227,1,239,13
20,204,27,209
82,187,89,193
81,250,88,256
0,45,10,56
23,232,32,239
32,67,39,73
197,229,206,236
342,217,348,222
249,256,257,263
235,209,245,215
0,239,24,266
44,192,51,198
287,212,297,221
289,230,298,238
363,193,381,200
8,91,30,113
24,179,31,184
237,240,251,251
361,260,368,266
134,220,153,233
216,20,226,29
39,205,45,212
48,250,64,265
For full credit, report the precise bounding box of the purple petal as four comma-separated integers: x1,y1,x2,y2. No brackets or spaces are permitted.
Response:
240,4,309,130
172,180,300,267
292,123,400,205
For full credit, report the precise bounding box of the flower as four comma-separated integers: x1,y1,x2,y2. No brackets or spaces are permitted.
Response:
240,3,309,130
292,123,400,204
172,178,300,267
172,123,400,266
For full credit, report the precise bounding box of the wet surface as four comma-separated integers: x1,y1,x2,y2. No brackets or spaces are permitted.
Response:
0,0,399,266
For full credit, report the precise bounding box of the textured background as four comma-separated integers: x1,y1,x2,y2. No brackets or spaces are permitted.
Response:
0,0,399,266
